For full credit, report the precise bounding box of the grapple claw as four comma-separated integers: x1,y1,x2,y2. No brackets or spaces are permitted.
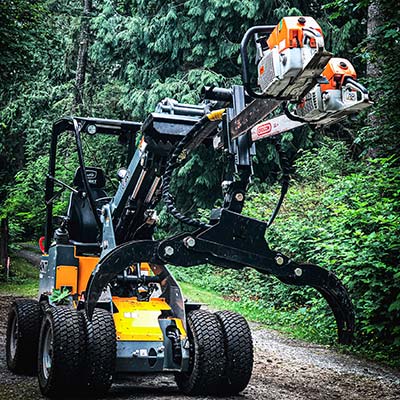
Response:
279,264,355,344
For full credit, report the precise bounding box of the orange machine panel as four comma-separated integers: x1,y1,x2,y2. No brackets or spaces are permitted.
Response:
55,266,78,294
77,255,99,294
267,16,323,52
320,58,357,91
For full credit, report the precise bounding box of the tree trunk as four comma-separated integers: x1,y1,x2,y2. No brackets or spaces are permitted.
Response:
367,1,383,79
0,218,9,280
366,0,384,157
72,0,92,114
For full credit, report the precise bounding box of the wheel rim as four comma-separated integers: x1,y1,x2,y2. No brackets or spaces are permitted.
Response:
42,323,53,380
9,313,18,359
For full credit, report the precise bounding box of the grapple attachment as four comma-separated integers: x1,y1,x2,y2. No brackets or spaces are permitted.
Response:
86,210,355,345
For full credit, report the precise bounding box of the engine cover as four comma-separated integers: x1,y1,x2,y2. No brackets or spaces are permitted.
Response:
257,16,332,100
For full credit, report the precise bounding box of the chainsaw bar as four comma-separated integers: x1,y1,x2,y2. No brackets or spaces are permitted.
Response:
230,98,280,139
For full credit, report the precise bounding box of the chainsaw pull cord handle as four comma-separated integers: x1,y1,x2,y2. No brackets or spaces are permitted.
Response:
162,110,226,229
72,118,102,230
267,139,291,227
283,101,310,123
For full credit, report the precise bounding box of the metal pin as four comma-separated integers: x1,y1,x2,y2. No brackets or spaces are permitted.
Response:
183,236,196,248
164,246,174,256
235,193,244,202
294,268,303,277
275,256,284,266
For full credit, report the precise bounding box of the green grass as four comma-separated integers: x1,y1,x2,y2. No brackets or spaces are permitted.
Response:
0,256,39,297
179,281,324,339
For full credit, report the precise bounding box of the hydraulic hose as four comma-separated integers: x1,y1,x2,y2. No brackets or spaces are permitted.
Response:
267,140,291,227
162,109,225,229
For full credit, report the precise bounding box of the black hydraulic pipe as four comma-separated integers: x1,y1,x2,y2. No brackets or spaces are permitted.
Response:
201,86,254,105
44,126,59,251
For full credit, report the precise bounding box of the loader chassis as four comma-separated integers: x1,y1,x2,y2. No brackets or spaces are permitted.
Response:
6,16,370,398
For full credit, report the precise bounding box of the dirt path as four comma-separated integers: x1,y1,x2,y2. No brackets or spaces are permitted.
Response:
1,295,399,400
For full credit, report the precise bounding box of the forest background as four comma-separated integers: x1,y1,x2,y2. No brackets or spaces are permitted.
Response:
0,0,399,366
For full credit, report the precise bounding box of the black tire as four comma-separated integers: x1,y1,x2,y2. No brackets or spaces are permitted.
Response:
38,306,86,397
6,299,41,375
80,308,116,396
215,310,254,394
175,309,225,395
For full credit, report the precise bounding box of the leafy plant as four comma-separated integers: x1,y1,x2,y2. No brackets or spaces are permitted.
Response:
49,287,71,305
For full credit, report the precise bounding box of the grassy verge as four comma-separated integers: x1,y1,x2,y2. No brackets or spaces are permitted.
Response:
179,281,327,339
0,256,39,297
179,281,399,368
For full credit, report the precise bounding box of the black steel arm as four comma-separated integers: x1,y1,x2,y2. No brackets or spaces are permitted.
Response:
85,209,355,344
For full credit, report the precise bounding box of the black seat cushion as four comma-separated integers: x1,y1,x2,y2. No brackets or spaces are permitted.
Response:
67,167,108,243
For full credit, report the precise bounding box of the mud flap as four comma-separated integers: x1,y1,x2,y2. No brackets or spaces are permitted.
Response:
279,264,355,345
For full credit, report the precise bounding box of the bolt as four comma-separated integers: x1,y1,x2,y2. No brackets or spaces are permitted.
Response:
183,236,196,248
132,350,139,357
294,268,303,277
235,192,244,202
275,255,284,266
158,346,165,353
164,246,174,256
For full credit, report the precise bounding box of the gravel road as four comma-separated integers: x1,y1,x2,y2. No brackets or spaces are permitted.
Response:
1,295,399,400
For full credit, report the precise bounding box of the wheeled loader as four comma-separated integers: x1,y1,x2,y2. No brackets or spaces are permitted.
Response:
6,16,371,398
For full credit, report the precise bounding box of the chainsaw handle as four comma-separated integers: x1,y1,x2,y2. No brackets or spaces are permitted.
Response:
240,25,275,99
344,77,369,95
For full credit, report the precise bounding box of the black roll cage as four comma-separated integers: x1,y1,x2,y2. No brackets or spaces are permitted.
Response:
44,116,141,252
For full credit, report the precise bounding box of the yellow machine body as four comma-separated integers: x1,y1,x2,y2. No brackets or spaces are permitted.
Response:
112,296,187,341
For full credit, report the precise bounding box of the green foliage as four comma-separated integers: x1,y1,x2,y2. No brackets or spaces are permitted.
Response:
49,287,71,305
0,256,38,296
172,148,400,364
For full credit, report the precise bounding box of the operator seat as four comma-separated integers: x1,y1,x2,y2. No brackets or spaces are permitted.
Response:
67,167,108,244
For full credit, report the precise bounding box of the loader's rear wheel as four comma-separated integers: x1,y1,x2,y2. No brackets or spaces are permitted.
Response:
215,310,254,394
80,308,116,396
175,309,225,395
6,299,41,375
38,306,85,397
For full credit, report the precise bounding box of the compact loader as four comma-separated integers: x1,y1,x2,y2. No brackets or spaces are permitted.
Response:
6,16,371,398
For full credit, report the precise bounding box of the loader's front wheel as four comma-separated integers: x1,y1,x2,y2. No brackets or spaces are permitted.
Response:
175,309,225,395
38,306,85,398
80,308,116,396
215,310,253,394
6,299,41,375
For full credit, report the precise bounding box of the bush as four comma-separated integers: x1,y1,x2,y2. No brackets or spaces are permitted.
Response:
172,150,400,362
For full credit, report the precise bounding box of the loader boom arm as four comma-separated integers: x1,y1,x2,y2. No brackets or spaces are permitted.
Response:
43,16,372,345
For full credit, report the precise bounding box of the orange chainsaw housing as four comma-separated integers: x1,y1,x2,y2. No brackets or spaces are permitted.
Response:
267,16,323,53
320,58,357,91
